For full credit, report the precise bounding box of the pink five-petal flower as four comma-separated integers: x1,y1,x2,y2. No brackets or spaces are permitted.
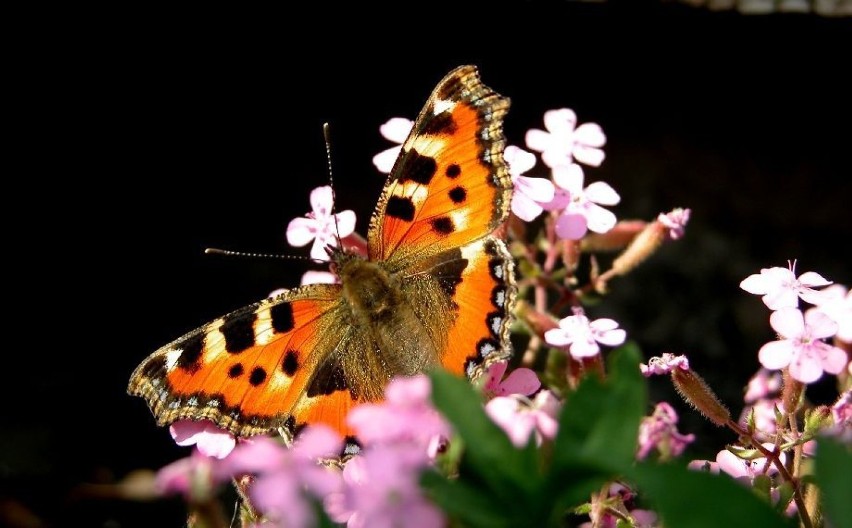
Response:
636,402,695,461
485,390,560,447
224,427,343,528
808,283,852,343
169,420,236,459
327,446,444,528
740,262,832,310
482,360,541,399
504,145,555,222
544,308,626,359
372,117,413,174
758,307,847,383
715,444,785,482
542,164,620,240
525,108,607,168
286,185,356,261
347,375,450,457
657,207,691,240
640,353,690,377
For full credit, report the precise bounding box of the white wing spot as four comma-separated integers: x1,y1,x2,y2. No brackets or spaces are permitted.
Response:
165,349,183,371
495,290,505,308
433,99,455,115
491,316,503,336
493,264,504,279
479,341,496,357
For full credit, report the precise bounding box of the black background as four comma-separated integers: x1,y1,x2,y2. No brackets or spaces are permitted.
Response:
4,3,851,527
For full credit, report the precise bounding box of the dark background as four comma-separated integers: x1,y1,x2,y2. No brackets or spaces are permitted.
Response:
4,3,850,526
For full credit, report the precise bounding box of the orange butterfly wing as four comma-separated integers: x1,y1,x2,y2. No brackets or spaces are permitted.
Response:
128,285,362,438
128,65,515,441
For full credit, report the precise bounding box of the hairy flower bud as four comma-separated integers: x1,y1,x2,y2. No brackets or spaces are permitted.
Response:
672,368,731,427
610,221,667,277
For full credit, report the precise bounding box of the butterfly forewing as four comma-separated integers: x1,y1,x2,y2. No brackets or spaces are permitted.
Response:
369,65,513,266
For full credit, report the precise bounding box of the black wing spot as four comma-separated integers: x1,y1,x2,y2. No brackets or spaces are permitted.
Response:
399,149,438,185
221,312,257,353
282,350,299,376
176,334,204,372
422,110,457,135
271,302,295,333
249,367,267,386
306,361,349,397
446,164,461,178
228,363,244,379
431,216,455,235
386,196,416,222
448,186,467,204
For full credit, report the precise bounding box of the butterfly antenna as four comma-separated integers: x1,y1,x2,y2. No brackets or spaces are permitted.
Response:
205,247,325,264
323,122,344,248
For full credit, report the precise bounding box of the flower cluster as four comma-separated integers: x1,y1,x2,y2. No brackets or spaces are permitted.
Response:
141,103,851,528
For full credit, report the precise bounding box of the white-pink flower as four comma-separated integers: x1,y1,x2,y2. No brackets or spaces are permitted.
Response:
372,117,412,174
485,390,560,448
504,145,555,222
169,420,236,459
715,444,785,481
286,185,356,261
657,207,691,240
525,108,606,168
758,308,847,383
808,284,852,343
542,164,620,240
740,262,832,310
743,368,782,404
544,308,626,359
636,402,695,461
640,353,690,377
482,360,541,399
300,270,339,285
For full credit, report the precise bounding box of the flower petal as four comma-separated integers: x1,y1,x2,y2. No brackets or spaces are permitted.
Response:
555,212,588,240
570,339,601,358
286,217,317,247
798,271,832,288
769,308,805,338
551,163,584,193
372,147,400,174
504,145,536,174
293,424,344,460
818,343,848,375
758,340,793,370
804,309,839,339
524,129,551,153
515,175,556,202
512,192,545,222
740,273,769,295
332,210,356,238
584,181,620,206
789,354,823,384
544,328,572,347
572,145,605,167
379,117,413,143
309,185,334,217
574,122,607,147
543,108,577,135
499,368,541,396
597,328,627,347
585,204,617,234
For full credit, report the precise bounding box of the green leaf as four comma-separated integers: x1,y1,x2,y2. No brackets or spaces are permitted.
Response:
552,343,646,472
629,462,795,528
544,343,647,512
815,436,852,528
421,470,513,528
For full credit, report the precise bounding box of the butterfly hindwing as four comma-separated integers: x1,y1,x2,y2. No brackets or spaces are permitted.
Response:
369,65,512,266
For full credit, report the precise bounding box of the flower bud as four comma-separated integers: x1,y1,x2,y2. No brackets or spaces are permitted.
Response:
610,221,667,277
672,368,730,427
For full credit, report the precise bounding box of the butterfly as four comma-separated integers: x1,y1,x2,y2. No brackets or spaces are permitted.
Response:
128,65,516,442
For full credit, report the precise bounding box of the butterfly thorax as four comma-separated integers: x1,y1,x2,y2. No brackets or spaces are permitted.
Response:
334,251,442,386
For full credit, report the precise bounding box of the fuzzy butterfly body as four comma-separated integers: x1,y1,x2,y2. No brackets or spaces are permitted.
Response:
128,65,516,441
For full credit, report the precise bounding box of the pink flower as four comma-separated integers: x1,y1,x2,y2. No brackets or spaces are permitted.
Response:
224,427,343,528
482,360,541,399
715,444,785,481
636,402,695,461
525,108,606,168
740,262,832,310
485,390,560,447
808,284,852,343
542,164,620,240
286,185,356,261
155,451,223,500
347,375,450,457
169,420,236,459
740,398,783,436
371,117,412,174
640,353,690,377
326,446,444,528
758,307,847,383
544,308,626,359
657,207,691,240
504,145,555,221
743,368,782,403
